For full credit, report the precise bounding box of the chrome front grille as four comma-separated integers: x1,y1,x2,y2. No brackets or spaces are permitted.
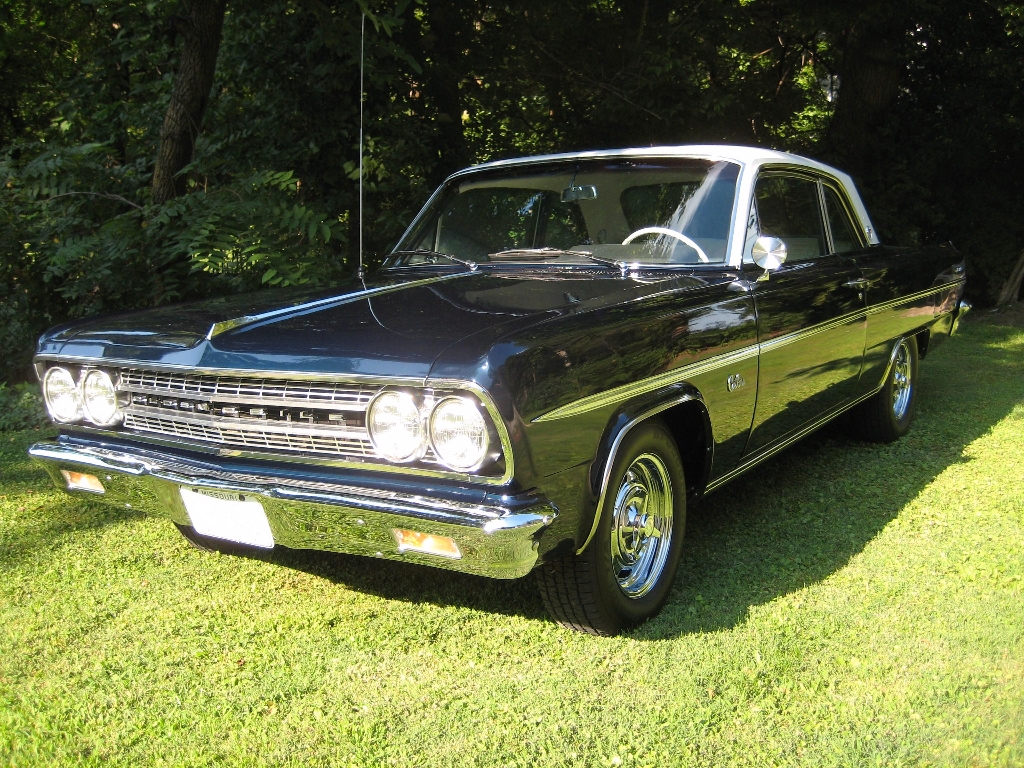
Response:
113,368,434,465
119,369,374,410
122,414,377,458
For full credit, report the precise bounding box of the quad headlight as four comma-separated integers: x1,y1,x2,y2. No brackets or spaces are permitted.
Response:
42,366,123,426
367,391,427,462
81,369,122,426
429,396,490,470
42,367,82,423
367,390,495,471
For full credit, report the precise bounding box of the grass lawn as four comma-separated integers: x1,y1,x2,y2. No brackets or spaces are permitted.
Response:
2,312,1023,767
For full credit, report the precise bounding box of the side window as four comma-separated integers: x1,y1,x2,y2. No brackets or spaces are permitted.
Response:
823,186,862,254
753,175,826,262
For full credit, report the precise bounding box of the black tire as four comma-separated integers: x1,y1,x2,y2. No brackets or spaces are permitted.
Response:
851,335,919,443
535,420,686,636
174,522,264,555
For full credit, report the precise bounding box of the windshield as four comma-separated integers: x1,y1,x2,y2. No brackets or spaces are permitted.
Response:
389,158,739,267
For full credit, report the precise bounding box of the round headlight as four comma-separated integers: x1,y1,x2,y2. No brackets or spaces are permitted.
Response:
367,391,426,462
43,367,82,423
429,397,490,471
82,369,122,426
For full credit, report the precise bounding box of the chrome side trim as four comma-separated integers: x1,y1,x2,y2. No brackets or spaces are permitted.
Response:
206,273,470,339
703,335,906,494
575,393,703,555
535,345,758,423
535,281,961,423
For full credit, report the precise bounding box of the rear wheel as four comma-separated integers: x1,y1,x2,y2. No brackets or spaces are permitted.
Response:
851,335,919,443
535,420,686,635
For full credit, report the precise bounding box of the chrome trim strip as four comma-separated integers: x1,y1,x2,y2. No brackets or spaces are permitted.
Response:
535,344,758,423
864,281,963,316
536,281,961,423
703,335,907,494
205,273,470,339
575,393,703,555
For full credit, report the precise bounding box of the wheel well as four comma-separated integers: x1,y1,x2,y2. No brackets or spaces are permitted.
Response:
657,399,711,499
916,328,929,359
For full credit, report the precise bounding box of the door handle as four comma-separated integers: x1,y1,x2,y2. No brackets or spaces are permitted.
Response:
843,278,871,289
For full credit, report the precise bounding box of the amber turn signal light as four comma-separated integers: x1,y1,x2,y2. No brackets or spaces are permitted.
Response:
392,529,461,559
60,470,105,493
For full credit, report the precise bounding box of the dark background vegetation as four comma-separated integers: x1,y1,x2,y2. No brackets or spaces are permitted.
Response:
2,0,1023,384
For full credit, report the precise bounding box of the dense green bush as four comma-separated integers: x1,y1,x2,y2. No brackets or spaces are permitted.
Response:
1,0,1022,383
0,382,48,431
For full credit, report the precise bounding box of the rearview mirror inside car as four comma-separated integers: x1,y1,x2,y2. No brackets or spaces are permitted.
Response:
561,185,598,202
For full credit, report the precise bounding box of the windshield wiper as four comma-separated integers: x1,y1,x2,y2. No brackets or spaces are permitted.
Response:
488,247,593,260
390,249,478,271
585,254,631,272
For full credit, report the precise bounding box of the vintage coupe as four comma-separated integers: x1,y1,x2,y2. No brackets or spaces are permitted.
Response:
31,145,969,635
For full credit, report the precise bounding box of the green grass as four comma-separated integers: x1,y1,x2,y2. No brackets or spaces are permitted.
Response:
2,315,1023,767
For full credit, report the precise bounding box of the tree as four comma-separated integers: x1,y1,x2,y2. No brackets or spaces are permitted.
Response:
151,0,227,203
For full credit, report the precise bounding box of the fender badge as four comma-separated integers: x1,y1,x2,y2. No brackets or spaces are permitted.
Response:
727,373,747,392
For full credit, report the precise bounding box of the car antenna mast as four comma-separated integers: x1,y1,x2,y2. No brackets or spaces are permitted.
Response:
358,11,366,282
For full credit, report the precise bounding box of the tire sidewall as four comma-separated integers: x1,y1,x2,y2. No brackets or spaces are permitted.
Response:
885,335,919,437
588,420,686,629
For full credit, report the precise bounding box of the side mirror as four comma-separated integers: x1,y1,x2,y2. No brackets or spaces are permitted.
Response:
752,236,787,271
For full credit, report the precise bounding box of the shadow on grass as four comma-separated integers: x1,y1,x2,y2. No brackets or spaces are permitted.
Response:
265,324,1023,636
0,431,151,569
6,322,1022,636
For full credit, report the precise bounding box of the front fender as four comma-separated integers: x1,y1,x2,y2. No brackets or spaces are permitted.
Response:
576,382,711,555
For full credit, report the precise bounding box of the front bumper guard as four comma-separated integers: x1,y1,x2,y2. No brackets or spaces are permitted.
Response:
29,442,556,579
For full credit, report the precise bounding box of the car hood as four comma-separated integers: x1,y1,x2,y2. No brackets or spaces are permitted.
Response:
39,268,713,379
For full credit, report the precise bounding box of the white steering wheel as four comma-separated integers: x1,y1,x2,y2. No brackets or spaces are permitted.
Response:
622,227,709,263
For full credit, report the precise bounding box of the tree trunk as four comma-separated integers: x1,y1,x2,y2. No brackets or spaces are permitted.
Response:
422,0,468,187
996,248,1024,305
826,8,909,178
151,0,227,204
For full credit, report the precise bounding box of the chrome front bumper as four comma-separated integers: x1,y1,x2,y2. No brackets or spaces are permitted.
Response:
29,441,556,579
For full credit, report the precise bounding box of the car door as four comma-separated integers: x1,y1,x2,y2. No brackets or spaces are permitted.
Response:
743,170,867,456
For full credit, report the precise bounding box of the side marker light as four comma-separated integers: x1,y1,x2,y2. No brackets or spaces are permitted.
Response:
61,470,105,493
391,529,461,559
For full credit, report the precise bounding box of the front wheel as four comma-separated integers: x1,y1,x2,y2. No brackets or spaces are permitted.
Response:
535,420,686,635
851,335,919,443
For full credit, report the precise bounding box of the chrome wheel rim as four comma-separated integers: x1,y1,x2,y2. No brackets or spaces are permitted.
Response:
891,340,912,419
609,453,674,599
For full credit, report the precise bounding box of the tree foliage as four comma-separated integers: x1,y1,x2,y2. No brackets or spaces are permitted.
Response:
1,0,1022,382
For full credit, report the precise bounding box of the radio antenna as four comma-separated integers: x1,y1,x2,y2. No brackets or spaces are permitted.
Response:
357,11,366,281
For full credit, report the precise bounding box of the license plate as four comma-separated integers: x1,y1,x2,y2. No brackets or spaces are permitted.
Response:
179,487,274,548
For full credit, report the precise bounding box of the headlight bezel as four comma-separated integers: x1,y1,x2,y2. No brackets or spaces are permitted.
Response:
42,366,83,423
428,395,493,472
